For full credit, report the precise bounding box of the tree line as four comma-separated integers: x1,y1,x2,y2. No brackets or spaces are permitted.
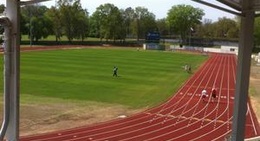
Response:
1,0,260,46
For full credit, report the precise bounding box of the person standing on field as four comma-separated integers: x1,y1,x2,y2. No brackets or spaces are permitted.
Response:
188,65,191,73
113,66,118,77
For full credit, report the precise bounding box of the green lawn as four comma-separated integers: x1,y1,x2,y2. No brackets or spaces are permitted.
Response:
0,48,207,109
21,35,70,41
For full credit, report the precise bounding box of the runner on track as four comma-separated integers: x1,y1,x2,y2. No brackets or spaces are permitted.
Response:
211,87,217,102
201,89,207,102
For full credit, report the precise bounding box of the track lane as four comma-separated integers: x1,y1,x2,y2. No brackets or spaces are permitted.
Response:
142,54,228,141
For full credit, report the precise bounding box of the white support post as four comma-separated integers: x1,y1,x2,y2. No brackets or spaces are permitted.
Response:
5,0,20,140
231,1,255,141
0,16,11,141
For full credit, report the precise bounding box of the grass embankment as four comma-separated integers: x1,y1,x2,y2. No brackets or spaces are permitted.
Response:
0,48,207,109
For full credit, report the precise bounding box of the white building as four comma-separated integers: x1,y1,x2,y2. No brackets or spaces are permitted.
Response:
203,45,238,54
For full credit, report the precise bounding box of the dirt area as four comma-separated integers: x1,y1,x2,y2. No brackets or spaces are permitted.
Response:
19,97,146,137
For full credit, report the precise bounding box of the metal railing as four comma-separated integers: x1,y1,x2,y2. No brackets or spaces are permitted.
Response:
0,15,12,141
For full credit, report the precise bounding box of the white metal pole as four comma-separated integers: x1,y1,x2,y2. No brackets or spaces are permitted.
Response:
231,1,255,141
5,0,20,140
0,16,11,141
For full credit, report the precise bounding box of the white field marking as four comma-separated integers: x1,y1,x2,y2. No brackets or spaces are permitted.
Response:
201,55,224,127
180,54,231,141
214,55,228,129
33,113,152,141
170,55,221,126
153,56,219,124
193,55,237,141
248,103,258,135
144,60,213,123
149,113,230,124
183,85,234,91
149,60,212,122
227,55,231,132
144,55,233,141
188,55,224,126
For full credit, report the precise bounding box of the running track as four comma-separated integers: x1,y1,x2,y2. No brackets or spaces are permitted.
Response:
20,53,260,141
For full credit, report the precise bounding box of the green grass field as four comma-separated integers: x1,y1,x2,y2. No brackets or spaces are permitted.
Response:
0,48,207,109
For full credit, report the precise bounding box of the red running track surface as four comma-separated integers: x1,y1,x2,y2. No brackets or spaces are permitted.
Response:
20,54,260,141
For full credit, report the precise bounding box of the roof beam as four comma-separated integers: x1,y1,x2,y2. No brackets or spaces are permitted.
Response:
217,0,242,11
20,0,51,6
192,0,242,16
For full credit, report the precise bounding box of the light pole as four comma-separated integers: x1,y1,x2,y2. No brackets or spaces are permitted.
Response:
189,27,193,47
30,6,33,47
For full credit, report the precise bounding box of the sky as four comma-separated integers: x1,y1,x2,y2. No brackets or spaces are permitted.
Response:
1,0,236,21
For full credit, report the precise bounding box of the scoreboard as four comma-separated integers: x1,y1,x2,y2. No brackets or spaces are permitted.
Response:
145,32,160,43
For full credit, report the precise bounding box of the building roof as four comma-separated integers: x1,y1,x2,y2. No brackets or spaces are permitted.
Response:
218,0,260,11
20,0,50,6
193,0,260,16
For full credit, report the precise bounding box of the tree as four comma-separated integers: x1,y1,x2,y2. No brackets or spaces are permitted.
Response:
76,9,89,41
156,18,169,37
196,19,213,38
70,0,89,41
92,3,124,41
0,4,5,34
21,5,52,42
45,6,63,42
0,4,4,13
30,15,52,42
58,0,88,42
167,4,204,44
133,7,157,41
88,13,101,38
122,7,135,38
254,17,260,46
213,17,239,38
